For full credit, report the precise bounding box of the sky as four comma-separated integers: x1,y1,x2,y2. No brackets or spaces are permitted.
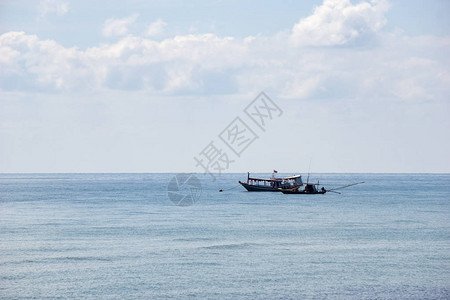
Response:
0,0,449,173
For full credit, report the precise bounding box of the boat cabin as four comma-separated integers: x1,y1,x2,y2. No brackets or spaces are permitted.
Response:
304,183,317,193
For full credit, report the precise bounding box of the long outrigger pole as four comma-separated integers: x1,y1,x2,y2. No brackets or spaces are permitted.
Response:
328,182,365,192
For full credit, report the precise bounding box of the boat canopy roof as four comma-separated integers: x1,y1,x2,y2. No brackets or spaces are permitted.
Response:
248,175,302,182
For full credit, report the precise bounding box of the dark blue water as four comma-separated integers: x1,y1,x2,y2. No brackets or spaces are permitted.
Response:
1,173,449,299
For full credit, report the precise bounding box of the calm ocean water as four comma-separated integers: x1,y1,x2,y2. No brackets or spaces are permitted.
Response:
0,173,449,299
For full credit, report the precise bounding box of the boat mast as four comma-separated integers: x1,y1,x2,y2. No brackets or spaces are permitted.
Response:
306,159,311,184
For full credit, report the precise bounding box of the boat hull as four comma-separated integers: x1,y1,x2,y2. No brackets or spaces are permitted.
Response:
280,188,327,195
280,190,326,194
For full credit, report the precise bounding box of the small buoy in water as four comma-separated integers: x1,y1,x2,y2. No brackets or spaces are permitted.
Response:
219,189,223,192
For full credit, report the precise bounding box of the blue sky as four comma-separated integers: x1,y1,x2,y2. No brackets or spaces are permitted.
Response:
0,0,449,173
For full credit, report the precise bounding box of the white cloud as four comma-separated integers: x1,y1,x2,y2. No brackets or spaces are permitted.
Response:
290,0,390,46
102,14,139,38
1,29,449,102
38,0,69,19
146,19,167,37
1,0,449,104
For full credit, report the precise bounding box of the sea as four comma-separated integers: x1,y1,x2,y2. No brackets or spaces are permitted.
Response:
0,173,449,299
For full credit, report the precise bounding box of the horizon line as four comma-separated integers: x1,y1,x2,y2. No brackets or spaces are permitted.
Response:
1,172,449,175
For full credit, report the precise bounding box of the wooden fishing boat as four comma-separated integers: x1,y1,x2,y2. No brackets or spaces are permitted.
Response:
239,172,303,192
280,183,326,194
279,181,364,194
